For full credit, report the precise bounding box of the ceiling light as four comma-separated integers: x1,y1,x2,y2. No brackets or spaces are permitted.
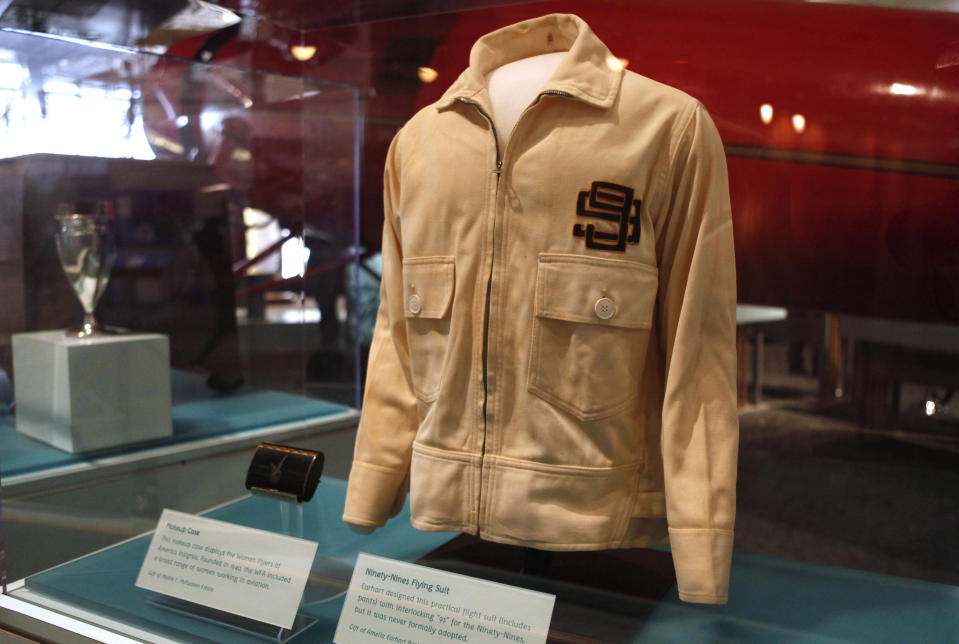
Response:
291,46,316,62
760,104,773,124
418,67,439,83
606,56,628,71
890,82,919,96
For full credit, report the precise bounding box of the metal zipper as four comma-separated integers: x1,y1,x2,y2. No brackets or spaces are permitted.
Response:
455,97,499,534
454,89,571,532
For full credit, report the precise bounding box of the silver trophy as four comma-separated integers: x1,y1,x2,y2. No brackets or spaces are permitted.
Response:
55,208,117,337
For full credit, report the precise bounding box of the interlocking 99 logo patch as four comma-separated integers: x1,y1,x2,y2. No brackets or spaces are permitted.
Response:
572,181,642,252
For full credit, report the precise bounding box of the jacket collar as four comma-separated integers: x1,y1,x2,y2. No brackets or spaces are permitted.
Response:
437,14,623,113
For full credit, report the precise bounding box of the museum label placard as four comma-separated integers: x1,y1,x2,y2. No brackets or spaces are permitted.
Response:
135,509,318,629
334,552,555,644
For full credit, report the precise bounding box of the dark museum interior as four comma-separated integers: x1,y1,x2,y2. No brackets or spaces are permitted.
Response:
0,1,956,642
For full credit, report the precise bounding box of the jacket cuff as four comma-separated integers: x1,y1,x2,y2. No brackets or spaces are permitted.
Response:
668,528,734,604
343,460,408,527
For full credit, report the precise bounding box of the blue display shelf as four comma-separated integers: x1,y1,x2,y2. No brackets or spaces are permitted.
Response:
22,478,457,643
0,369,353,481
9,479,959,643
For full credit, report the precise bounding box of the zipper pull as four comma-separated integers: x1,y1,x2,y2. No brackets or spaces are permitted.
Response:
493,160,503,175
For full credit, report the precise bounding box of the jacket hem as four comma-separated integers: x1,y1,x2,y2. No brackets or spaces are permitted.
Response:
476,530,668,552
410,518,477,535
409,445,648,549
410,517,667,551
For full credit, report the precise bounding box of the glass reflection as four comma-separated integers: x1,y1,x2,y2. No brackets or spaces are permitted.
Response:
760,103,773,124
791,113,806,133
0,54,154,160
890,82,921,95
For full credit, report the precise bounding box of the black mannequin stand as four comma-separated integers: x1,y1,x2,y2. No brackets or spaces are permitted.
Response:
521,547,553,576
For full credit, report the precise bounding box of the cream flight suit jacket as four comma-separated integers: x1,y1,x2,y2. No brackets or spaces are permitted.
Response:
344,13,739,604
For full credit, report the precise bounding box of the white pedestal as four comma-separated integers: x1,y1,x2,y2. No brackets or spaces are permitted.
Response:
12,330,173,453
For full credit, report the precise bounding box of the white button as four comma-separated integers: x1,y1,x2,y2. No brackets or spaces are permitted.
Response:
595,297,616,320
408,294,422,315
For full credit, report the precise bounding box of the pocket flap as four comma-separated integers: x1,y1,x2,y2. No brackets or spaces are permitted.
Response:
402,256,455,319
535,253,657,329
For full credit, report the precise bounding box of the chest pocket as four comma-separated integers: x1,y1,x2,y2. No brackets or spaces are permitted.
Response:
403,256,455,402
528,253,658,421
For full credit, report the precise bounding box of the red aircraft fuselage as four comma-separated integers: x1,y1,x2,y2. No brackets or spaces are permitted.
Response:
154,0,959,323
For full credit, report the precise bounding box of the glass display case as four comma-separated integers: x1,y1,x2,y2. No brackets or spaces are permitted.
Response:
1,1,958,642
0,11,365,583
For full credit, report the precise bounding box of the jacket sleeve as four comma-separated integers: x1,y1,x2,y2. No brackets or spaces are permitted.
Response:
342,131,420,527
656,101,739,604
